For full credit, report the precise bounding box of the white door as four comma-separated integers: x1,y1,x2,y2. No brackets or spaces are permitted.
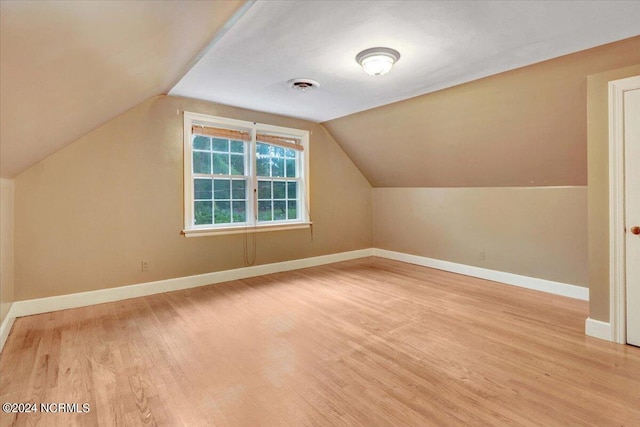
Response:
625,87,640,347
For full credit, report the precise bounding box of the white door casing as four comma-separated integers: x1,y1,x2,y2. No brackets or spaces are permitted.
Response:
609,75,640,345
624,88,640,347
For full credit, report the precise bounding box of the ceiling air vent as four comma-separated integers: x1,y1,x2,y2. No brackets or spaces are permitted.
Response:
288,78,320,92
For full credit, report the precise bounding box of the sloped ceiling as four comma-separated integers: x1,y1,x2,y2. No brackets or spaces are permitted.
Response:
2,0,639,186
323,37,640,187
0,0,249,178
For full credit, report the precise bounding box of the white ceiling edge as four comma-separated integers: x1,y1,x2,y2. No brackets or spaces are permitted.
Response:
169,0,640,123
165,0,257,91
326,35,639,123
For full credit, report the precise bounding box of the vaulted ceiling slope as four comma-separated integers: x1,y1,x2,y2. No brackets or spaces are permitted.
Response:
323,37,640,187
3,1,639,183
0,0,248,178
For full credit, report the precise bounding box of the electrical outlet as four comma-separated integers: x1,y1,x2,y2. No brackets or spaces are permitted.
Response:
141,261,149,272
479,251,486,261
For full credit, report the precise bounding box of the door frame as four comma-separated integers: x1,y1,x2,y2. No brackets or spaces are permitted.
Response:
609,75,640,344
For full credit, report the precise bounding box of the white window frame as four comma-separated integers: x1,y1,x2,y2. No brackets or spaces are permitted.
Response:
182,112,311,237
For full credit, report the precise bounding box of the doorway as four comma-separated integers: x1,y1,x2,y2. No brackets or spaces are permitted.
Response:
609,75,640,346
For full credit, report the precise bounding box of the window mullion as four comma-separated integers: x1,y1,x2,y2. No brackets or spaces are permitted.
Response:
184,111,309,233
270,181,275,222
251,128,258,225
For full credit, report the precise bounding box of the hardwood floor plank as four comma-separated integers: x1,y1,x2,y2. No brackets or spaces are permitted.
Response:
1,257,639,426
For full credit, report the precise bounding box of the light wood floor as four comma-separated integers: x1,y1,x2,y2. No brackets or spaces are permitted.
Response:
1,257,639,426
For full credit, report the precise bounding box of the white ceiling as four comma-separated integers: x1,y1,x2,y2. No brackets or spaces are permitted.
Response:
169,0,640,123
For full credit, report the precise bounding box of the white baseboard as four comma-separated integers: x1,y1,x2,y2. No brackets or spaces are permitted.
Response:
0,249,371,353
585,317,612,341
372,248,589,301
8,249,374,322
0,303,16,352
2,246,596,353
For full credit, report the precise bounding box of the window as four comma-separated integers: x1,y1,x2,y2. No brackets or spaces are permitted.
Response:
183,112,310,236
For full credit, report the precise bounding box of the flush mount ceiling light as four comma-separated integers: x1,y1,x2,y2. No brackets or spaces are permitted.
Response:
287,78,320,92
356,47,401,76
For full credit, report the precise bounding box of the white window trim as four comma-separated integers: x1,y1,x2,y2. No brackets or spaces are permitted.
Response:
182,112,311,237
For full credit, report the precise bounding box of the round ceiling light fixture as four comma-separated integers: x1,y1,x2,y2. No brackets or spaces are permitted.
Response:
355,47,401,76
288,78,320,92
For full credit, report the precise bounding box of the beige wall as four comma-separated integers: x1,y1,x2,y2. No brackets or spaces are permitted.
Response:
324,36,640,188
1,0,247,178
9,41,639,318
13,95,372,300
587,65,640,322
324,38,640,322
0,179,14,324
373,187,587,286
